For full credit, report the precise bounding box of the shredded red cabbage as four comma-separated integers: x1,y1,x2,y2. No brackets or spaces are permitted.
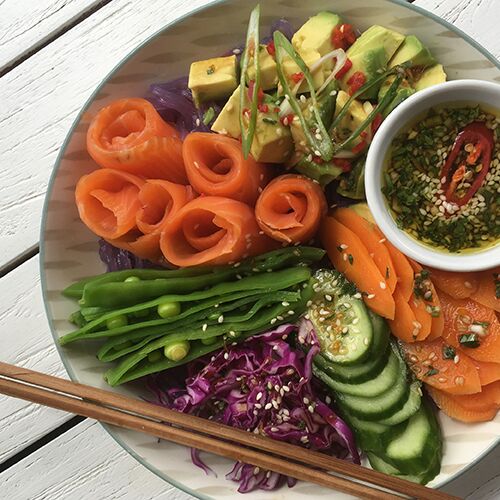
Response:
148,322,359,493
98,239,160,271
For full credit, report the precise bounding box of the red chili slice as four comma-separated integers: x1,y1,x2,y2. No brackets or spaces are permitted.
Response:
331,24,357,50
440,121,494,206
335,58,352,80
266,41,276,57
347,71,366,95
352,140,367,154
333,158,352,172
372,113,383,134
291,72,304,83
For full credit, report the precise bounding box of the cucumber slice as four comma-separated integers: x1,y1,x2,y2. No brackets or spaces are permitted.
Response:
384,403,442,475
314,348,400,397
313,311,390,384
379,381,422,425
342,413,406,451
335,344,409,420
368,445,441,485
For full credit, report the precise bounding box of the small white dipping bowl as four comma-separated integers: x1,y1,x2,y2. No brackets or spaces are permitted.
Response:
365,79,500,272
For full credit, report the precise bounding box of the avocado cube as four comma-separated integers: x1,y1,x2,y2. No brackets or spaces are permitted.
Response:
390,35,436,69
334,90,369,149
348,25,405,62
188,55,238,108
247,45,278,90
282,49,325,93
378,76,415,117
414,64,447,91
212,86,292,163
292,11,342,56
251,113,293,163
211,85,241,138
290,81,338,153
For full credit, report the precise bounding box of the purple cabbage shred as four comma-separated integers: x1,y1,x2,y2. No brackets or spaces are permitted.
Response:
98,239,159,272
148,322,359,493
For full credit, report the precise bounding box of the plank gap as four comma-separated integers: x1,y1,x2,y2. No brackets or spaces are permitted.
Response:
0,415,86,473
0,244,40,279
0,0,113,78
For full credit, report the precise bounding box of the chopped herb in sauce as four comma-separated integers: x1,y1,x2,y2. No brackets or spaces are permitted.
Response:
459,333,481,348
425,367,439,377
442,345,456,360
202,107,215,125
383,105,500,253
348,254,354,265
206,64,216,75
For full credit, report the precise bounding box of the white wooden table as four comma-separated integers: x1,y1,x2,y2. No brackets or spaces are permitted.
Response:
0,1,499,498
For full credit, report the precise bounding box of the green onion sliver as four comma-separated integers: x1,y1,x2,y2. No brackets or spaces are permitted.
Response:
333,72,404,153
273,31,334,161
239,4,261,159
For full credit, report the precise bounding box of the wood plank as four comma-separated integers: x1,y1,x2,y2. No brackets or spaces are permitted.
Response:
415,0,500,59
0,256,70,463
0,0,207,270
0,0,101,72
0,419,187,499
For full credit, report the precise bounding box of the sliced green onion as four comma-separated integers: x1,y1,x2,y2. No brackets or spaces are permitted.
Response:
202,107,215,125
332,72,404,154
273,31,334,161
239,4,261,159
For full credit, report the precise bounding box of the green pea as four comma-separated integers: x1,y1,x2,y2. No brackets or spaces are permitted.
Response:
124,276,140,283
148,350,162,363
157,301,181,319
106,314,128,330
201,336,219,346
164,340,190,361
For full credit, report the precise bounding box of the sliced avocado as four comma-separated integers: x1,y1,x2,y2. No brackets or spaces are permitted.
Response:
341,26,405,99
211,85,241,138
389,35,436,69
414,64,447,91
281,49,326,93
250,112,293,163
292,11,342,56
295,156,343,187
188,55,238,107
289,81,338,153
378,76,415,117
247,45,278,91
348,25,405,61
333,90,369,147
337,156,365,199
211,86,292,163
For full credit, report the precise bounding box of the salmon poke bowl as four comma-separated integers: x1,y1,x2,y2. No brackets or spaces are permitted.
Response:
41,0,500,498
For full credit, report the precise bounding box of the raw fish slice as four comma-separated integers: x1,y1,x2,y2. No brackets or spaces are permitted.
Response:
183,133,269,205
256,174,327,244
87,98,187,182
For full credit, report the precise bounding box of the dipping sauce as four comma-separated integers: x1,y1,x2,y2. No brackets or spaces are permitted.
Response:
383,105,500,253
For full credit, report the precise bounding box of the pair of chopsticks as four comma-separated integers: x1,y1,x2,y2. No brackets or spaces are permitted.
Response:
0,362,457,500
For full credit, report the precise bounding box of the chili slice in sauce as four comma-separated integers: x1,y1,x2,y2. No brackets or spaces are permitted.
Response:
440,121,494,206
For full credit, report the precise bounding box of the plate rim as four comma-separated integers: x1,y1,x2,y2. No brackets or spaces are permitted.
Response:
39,0,500,497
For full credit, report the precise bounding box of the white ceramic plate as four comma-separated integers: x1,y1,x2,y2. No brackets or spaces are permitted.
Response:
40,1,500,498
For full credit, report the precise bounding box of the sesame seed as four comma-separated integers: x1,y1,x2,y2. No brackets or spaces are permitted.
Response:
300,435,309,443
282,301,290,307
218,314,224,323
380,281,386,289
272,400,279,409
453,355,460,364
253,466,260,475
308,405,315,413
195,118,201,127
367,293,375,299
270,427,279,433
264,402,272,410
224,352,229,360
455,376,465,386
270,318,277,325
202,323,208,332
303,397,310,405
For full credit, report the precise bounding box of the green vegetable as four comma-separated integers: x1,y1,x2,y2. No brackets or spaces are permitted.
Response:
459,333,480,348
164,340,190,361
239,4,261,159
273,30,334,161
202,107,215,125
442,345,456,360
124,276,140,283
332,72,403,153
106,314,128,330
157,301,181,319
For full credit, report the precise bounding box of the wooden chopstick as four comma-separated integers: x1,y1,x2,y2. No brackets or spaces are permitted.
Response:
0,362,457,500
